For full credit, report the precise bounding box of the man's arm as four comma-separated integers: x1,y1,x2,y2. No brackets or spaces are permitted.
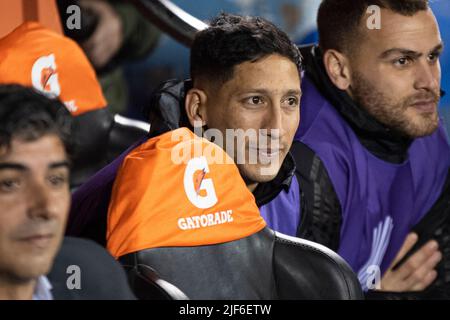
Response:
379,233,441,292
367,170,450,299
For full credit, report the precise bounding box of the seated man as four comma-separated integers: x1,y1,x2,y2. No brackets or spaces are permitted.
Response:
67,14,365,300
0,22,149,187
68,13,304,246
293,0,450,298
0,85,135,299
104,127,362,299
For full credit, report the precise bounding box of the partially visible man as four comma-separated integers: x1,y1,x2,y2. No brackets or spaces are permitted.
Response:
293,0,450,298
0,86,70,300
0,85,134,299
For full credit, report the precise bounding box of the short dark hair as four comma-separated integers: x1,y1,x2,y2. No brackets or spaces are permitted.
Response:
190,13,302,86
317,0,429,53
0,84,72,155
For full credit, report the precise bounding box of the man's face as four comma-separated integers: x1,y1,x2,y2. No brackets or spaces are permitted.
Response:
0,135,70,282
348,8,442,138
202,54,301,185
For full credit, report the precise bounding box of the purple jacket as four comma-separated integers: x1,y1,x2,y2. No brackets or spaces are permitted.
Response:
296,75,450,289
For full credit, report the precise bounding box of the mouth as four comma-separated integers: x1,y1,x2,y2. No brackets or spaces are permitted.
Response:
410,100,437,113
248,147,283,162
258,149,281,158
18,234,54,249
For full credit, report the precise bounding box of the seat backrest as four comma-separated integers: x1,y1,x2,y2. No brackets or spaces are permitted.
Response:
48,237,137,299
70,109,148,188
124,264,189,300
119,227,363,300
273,231,363,299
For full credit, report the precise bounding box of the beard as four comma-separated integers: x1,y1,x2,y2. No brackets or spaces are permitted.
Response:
349,71,440,138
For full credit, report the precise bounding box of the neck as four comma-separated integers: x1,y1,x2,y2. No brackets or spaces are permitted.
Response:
0,274,36,300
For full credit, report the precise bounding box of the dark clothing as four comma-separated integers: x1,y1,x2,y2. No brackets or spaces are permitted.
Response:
48,237,136,299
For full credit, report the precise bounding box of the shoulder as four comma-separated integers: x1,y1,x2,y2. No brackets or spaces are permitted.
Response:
48,237,136,300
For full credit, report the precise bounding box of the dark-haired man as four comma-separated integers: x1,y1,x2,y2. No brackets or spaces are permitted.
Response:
69,13,305,247
294,0,450,298
0,85,71,300
185,14,302,233
0,85,134,299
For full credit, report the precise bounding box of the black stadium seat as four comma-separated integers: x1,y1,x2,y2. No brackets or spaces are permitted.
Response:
120,227,363,300
70,109,149,188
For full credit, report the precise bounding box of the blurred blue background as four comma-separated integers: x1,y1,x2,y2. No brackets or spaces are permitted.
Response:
125,0,450,136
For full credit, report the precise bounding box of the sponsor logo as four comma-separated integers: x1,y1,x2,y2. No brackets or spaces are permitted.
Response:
32,54,61,98
178,210,233,230
184,156,218,209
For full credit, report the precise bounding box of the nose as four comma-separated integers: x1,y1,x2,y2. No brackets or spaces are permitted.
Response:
414,59,441,93
26,179,52,220
265,102,286,139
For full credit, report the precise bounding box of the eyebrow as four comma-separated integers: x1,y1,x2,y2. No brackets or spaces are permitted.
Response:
49,161,70,170
0,161,70,172
239,89,302,96
286,89,302,96
0,163,27,171
379,43,444,59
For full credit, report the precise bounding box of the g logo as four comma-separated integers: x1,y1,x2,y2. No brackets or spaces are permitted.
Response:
31,54,61,98
184,156,218,209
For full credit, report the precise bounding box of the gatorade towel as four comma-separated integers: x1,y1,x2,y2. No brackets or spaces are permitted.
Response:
0,0,62,38
107,128,266,258
0,22,106,116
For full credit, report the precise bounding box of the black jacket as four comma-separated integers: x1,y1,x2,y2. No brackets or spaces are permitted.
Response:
48,237,136,299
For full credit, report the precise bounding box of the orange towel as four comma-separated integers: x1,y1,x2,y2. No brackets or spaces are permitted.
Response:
0,0,62,38
0,22,106,116
107,128,266,258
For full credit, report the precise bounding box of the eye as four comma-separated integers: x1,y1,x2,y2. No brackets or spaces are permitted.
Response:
428,52,440,63
282,96,300,108
47,174,68,188
0,178,21,193
245,96,265,105
393,57,412,67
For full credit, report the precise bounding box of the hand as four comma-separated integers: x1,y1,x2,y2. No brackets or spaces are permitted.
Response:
380,233,442,292
80,0,123,69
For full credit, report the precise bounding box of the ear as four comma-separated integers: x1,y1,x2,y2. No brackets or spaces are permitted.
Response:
323,49,352,91
185,88,208,128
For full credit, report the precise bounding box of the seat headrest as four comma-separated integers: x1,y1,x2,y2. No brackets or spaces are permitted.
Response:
106,127,266,258
0,22,106,116
145,79,192,136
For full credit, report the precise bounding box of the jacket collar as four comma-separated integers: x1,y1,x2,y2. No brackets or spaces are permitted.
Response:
253,152,296,207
